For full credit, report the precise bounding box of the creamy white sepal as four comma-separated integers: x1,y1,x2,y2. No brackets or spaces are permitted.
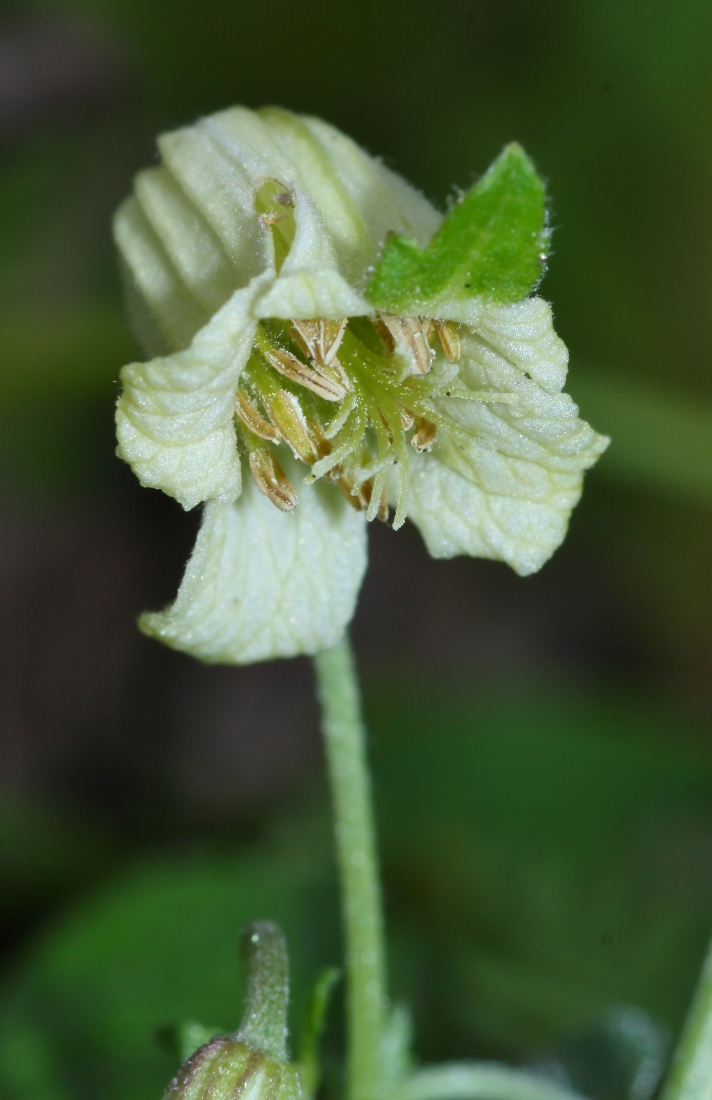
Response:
405,331,609,575
116,272,273,511
140,461,368,664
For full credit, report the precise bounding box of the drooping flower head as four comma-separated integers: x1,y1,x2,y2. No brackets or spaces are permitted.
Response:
114,107,608,664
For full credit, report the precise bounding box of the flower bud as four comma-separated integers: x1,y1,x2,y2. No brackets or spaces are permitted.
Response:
166,1036,302,1100
165,922,302,1100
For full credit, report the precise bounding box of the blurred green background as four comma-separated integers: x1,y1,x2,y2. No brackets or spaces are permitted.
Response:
1,2,712,1099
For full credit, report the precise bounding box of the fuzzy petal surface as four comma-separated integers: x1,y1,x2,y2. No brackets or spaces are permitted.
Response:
116,274,272,510
406,327,608,575
425,295,569,393
140,466,368,664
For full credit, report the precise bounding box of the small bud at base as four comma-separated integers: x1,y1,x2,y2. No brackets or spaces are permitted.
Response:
165,1036,302,1100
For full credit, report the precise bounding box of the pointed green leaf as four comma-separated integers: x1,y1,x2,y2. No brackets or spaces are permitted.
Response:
367,143,548,312
297,968,340,1099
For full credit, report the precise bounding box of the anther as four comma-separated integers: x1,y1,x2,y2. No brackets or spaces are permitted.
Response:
435,320,461,363
261,390,321,465
411,416,437,452
291,319,347,368
327,466,370,512
249,449,298,512
262,347,347,402
235,391,281,443
375,314,433,375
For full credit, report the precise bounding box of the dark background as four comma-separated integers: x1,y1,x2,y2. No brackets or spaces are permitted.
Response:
1,2,712,1099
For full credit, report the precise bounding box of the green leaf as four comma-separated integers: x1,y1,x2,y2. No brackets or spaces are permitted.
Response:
297,967,340,1098
367,143,547,312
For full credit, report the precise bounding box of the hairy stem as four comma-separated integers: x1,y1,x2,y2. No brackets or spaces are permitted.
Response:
314,635,387,1100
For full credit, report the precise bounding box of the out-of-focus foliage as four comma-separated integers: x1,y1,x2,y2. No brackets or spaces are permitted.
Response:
1,686,711,1100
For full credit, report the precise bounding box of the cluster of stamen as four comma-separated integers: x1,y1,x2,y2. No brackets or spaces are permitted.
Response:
237,178,466,528
234,310,461,529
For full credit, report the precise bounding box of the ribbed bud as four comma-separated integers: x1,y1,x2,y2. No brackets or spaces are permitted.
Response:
165,1036,302,1100
164,923,302,1100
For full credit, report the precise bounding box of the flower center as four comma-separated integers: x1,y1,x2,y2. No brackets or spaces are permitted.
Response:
234,312,462,529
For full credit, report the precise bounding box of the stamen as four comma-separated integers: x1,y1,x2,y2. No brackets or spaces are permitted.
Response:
411,416,437,453
326,466,370,512
249,448,298,512
291,319,348,367
235,391,281,443
372,316,396,356
310,408,367,480
262,346,347,402
435,321,461,363
240,312,475,526
261,390,322,464
376,314,433,375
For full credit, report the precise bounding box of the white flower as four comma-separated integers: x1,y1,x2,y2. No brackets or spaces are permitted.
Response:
114,106,608,664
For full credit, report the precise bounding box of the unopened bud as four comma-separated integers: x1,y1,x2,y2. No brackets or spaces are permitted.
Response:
166,1036,301,1100
165,923,302,1100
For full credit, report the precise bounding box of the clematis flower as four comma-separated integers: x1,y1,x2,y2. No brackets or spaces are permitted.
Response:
114,106,608,664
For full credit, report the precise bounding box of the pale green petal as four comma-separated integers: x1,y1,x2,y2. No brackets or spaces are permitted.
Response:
133,165,240,314
253,185,371,319
201,106,374,296
140,464,368,664
406,330,608,575
426,296,569,393
116,273,272,510
114,196,210,354
158,115,270,276
299,115,442,249
407,454,581,576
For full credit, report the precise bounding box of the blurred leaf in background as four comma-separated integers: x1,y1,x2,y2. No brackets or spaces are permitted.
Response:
2,685,712,1100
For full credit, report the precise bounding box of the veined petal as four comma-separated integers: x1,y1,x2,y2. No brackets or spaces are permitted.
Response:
406,454,583,576
116,272,273,510
424,295,568,393
299,115,442,251
253,184,371,320
405,330,608,575
140,462,368,664
114,196,210,355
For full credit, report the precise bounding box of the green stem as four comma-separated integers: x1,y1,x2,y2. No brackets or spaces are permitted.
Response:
314,635,387,1100
660,937,712,1100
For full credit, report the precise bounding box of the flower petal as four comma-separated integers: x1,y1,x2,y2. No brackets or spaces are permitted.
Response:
406,330,608,575
298,114,442,250
116,272,273,510
140,463,368,664
406,452,584,576
427,296,569,393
